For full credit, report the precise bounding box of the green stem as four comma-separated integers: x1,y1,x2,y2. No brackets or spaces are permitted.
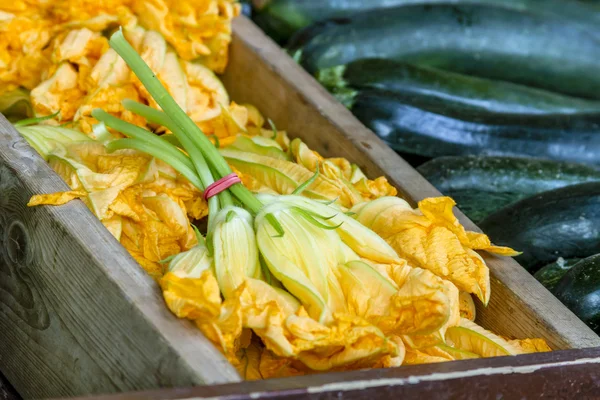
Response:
122,99,173,127
15,111,60,127
95,108,223,228
119,102,236,212
110,30,261,214
92,109,193,176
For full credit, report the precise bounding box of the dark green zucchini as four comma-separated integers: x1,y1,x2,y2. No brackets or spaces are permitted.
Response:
289,4,600,99
553,254,600,334
318,59,600,116
253,0,412,43
266,0,600,44
478,182,600,273
534,258,581,291
417,156,600,222
347,89,600,164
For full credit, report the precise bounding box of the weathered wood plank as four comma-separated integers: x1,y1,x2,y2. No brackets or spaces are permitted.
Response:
0,115,240,399
68,347,600,400
221,16,600,350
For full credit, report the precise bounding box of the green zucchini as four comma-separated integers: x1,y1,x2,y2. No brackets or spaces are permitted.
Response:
260,0,600,44
417,156,600,222
318,59,600,116
253,0,431,43
347,89,600,165
478,182,600,273
553,254,600,334
534,258,581,292
288,4,600,99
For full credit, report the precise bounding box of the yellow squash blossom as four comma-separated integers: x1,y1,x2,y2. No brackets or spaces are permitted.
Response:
352,196,518,305
27,139,206,278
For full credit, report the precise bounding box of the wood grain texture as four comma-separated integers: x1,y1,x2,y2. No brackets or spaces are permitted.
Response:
0,115,240,399
221,16,600,350
69,347,600,400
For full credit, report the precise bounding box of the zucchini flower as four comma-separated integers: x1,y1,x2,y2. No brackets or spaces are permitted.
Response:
212,206,261,298
160,242,220,321
352,196,518,304
230,278,401,371
254,196,348,322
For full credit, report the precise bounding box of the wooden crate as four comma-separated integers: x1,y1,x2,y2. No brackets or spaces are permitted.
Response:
0,15,598,399
71,347,600,400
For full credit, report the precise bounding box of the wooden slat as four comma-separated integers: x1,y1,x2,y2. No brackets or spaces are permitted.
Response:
221,16,600,350
67,347,600,400
0,116,240,399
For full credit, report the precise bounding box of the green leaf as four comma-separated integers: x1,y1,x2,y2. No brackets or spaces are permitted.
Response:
292,164,319,195
15,111,60,127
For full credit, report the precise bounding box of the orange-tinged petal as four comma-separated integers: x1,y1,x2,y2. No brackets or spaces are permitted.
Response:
102,214,122,240
27,189,87,206
259,347,305,379
160,270,222,321
459,291,476,321
354,196,515,304
236,340,265,380
507,338,552,354
403,348,451,365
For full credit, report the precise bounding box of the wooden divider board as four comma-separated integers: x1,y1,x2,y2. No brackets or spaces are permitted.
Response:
0,115,240,398
221,16,600,351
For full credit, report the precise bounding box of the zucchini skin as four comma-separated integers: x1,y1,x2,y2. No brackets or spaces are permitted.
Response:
349,90,600,165
289,4,600,99
318,59,600,116
253,0,413,43
478,182,600,272
553,254,600,334
417,156,600,222
534,258,581,292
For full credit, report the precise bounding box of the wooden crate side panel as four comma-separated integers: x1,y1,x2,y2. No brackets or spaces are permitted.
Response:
221,16,600,350
67,347,600,400
0,116,239,398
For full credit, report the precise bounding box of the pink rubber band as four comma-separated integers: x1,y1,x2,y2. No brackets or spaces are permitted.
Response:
203,173,241,200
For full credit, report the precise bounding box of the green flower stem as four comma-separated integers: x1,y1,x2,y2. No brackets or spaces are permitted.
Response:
122,99,172,127
117,101,238,206
15,111,60,127
93,108,223,223
92,109,192,175
109,29,262,215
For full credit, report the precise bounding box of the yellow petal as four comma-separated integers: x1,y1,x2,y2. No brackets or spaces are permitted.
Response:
235,339,264,380
159,270,222,321
459,291,476,321
290,138,396,204
426,344,480,360
259,347,305,379
403,348,451,365
28,189,87,206
229,279,399,372
446,318,521,357
507,338,552,354
355,196,502,304
102,214,122,240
